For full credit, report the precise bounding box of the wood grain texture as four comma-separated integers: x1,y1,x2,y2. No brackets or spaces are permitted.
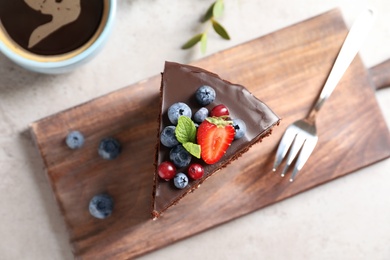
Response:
369,58,390,89
30,9,390,259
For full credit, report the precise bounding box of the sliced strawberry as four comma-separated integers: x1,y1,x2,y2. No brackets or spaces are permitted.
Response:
197,117,235,164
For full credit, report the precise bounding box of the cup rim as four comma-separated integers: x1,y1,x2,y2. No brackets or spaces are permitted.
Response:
0,0,116,70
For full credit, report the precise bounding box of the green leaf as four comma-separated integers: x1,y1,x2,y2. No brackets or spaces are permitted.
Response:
213,0,224,18
206,116,233,127
201,2,215,22
200,33,207,54
175,117,200,158
175,116,197,143
212,20,230,40
181,34,203,49
183,142,201,159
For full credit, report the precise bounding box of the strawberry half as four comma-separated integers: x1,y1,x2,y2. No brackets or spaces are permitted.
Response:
197,117,235,164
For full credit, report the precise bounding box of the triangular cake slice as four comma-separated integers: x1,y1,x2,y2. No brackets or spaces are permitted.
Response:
152,61,280,218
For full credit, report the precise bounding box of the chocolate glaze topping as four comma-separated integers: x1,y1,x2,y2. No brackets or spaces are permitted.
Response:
152,61,280,218
0,0,104,55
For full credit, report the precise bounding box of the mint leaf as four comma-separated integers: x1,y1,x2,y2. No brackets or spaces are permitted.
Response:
183,142,201,159
175,116,197,143
176,117,201,158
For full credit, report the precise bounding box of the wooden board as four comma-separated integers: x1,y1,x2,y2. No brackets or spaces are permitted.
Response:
30,9,390,259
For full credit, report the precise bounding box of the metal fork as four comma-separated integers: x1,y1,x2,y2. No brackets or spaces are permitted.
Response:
272,9,375,182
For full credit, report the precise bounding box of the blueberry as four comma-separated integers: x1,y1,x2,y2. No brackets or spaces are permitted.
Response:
232,119,247,139
89,194,114,219
170,145,192,168
98,137,121,160
174,173,189,189
168,102,192,125
160,126,179,148
195,85,216,106
65,130,84,149
193,107,209,123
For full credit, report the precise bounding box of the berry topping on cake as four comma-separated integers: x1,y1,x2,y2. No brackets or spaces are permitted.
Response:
174,173,189,189
210,104,229,117
160,126,179,148
195,85,216,106
168,102,192,125
188,163,204,180
193,107,209,123
158,90,243,189
197,117,235,164
169,144,192,168
232,118,247,139
157,161,177,181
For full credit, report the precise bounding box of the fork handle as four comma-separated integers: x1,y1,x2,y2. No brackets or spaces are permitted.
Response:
307,9,375,121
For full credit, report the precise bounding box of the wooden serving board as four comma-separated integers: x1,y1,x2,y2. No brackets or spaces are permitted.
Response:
30,9,390,259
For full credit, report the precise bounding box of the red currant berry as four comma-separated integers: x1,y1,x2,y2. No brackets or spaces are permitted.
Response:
158,161,176,181
188,163,204,180
210,104,229,117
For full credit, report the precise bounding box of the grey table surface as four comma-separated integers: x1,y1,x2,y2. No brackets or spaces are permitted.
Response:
1,0,389,259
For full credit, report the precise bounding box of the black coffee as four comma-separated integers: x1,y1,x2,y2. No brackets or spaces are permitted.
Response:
0,0,104,56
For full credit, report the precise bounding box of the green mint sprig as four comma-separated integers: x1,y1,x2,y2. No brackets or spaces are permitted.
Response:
175,116,201,158
182,0,230,54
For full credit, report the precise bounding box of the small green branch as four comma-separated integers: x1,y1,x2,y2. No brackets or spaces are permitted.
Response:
182,0,230,54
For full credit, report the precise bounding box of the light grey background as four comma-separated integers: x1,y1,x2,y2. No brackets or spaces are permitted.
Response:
1,0,389,259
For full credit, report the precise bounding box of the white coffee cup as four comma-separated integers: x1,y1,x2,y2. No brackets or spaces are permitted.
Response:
0,0,116,74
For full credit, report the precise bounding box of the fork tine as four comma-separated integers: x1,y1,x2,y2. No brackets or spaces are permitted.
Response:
280,133,306,177
272,127,297,171
289,136,318,182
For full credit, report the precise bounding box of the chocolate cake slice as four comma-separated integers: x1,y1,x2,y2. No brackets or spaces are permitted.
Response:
152,61,280,218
